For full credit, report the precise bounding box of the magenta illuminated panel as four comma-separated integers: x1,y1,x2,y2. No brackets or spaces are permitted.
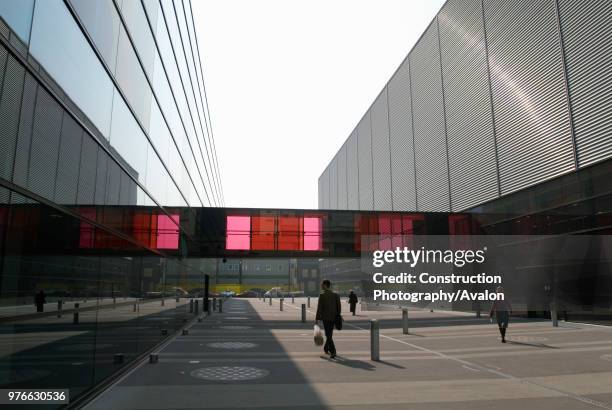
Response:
226,215,251,250
303,217,322,251
156,214,180,249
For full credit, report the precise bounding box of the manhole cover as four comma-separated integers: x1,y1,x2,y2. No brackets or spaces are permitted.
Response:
207,342,257,349
190,366,269,381
225,317,248,320
57,343,113,352
219,326,252,330
601,354,612,362
507,336,547,343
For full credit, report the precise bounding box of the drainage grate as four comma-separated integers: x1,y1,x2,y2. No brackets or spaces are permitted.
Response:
207,342,257,349
190,366,269,381
219,326,252,330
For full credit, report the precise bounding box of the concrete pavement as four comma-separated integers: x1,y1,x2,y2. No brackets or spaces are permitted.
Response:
86,297,612,409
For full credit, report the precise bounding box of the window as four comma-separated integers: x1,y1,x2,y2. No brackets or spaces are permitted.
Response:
226,216,250,250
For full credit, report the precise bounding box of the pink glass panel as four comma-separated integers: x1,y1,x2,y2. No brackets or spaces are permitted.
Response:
156,214,180,249
226,216,251,250
303,217,322,251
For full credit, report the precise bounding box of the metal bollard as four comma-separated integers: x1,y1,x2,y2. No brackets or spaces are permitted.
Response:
292,295,295,304
182,329,189,336
219,299,223,313
57,300,62,318
301,303,306,323
195,300,199,315
213,298,217,311
370,319,380,361
161,329,168,336
269,297,272,306
133,303,137,312
113,297,116,309
551,302,558,327
280,298,284,312
149,353,159,364
189,299,194,313
176,296,180,303
402,308,409,334
307,296,311,308
113,353,124,364
161,297,165,306
73,303,80,324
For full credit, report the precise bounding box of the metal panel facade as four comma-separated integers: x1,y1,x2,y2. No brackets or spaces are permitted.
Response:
371,87,393,211
337,143,348,209
357,113,373,210
346,130,359,210
483,0,575,195
329,156,338,209
409,21,450,212
388,58,417,211
439,0,498,211
558,0,612,167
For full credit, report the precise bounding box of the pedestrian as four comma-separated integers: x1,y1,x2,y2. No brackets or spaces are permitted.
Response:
35,290,46,313
315,279,341,359
490,286,512,343
348,290,358,316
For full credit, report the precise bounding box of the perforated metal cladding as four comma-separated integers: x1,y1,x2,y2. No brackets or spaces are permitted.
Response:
55,114,83,204
320,167,329,209
337,143,347,209
28,88,62,201
557,0,612,167
346,130,359,210
12,73,36,191
439,0,498,211
77,136,98,204
318,174,323,209
0,55,24,181
329,156,338,209
357,114,373,210
371,88,392,211
106,159,121,205
119,171,136,205
94,150,108,205
409,21,450,212
483,0,574,195
388,58,416,211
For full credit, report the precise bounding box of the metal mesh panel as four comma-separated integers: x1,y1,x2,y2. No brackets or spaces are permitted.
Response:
483,0,574,195
439,0,499,211
55,113,83,204
337,143,347,209
320,167,329,209
28,88,62,201
371,87,392,211
329,156,338,209
106,159,121,205
12,73,37,190
558,0,612,167
77,135,98,205
0,55,25,181
388,58,417,211
357,113,373,210
94,149,108,205
409,21,450,211
346,130,359,210
318,174,323,209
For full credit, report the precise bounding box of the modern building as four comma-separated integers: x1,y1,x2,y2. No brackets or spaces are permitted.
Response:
319,0,611,218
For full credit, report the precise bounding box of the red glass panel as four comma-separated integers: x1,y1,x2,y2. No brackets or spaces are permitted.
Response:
251,215,275,250
278,216,302,250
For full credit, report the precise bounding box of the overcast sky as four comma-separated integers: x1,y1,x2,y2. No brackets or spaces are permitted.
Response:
192,0,446,210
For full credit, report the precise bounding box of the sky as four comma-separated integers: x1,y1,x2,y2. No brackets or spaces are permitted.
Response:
192,0,447,210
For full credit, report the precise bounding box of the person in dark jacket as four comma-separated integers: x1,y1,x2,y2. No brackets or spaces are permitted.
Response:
490,286,512,343
348,290,358,316
35,290,46,313
315,279,341,358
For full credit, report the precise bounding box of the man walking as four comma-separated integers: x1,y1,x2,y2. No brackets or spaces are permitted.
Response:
348,290,358,316
315,280,341,359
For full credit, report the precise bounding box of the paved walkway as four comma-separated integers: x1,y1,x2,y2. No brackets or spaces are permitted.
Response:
86,297,612,409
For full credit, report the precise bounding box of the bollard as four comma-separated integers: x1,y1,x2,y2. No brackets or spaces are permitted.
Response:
551,302,558,327
269,297,272,306
182,329,189,336
73,303,80,324
133,303,137,312
307,296,311,308
370,319,380,361
113,297,116,309
149,353,159,364
301,304,306,323
280,298,284,312
137,300,140,312
195,300,199,315
57,300,62,318
292,295,295,304
161,297,165,306
213,298,217,311
113,353,124,364
176,296,179,303
161,329,168,336
402,308,409,334
219,299,223,313
189,299,194,313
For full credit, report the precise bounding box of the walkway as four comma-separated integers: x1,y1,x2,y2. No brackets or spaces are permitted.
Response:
86,297,612,409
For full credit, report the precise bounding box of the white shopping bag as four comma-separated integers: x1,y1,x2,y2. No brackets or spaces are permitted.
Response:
313,324,324,346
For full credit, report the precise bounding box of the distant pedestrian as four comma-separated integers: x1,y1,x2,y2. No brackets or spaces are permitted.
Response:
35,290,46,313
348,290,358,316
490,286,512,343
315,279,341,359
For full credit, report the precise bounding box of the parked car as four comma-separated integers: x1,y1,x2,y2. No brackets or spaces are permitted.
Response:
220,290,236,297
235,290,258,298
